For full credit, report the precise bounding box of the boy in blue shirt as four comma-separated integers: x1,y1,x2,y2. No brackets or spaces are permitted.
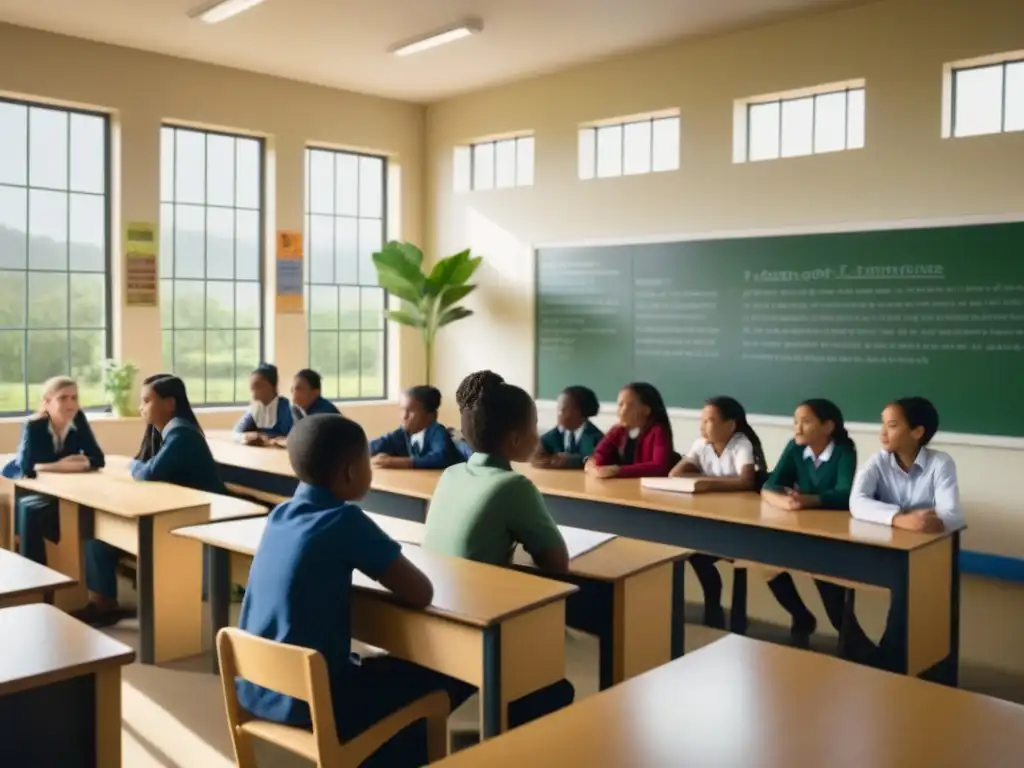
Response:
237,414,473,765
289,368,340,423
370,386,464,470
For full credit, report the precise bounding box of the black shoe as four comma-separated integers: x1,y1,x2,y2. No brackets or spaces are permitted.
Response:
704,606,727,630
790,615,817,649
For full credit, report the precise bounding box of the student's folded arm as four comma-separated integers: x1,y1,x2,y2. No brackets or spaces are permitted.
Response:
933,456,964,529
510,478,569,574
590,429,622,467
849,458,900,525
233,413,256,437
351,512,433,608
369,429,402,456
819,448,856,510
376,555,434,609
15,423,35,478
130,432,187,482
537,428,561,457
76,416,106,469
761,442,797,495
616,426,673,478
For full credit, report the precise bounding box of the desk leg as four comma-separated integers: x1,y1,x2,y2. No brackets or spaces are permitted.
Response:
95,666,122,768
671,560,686,659
481,625,502,739
47,499,88,613
209,545,231,674
919,533,960,687
613,564,674,684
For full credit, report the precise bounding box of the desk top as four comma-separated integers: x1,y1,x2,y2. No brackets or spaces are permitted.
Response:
13,455,265,521
436,634,1024,768
174,517,577,627
205,430,949,552
0,603,135,695
0,548,76,599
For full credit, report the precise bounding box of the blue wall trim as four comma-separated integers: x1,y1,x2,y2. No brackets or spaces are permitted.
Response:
960,550,1024,583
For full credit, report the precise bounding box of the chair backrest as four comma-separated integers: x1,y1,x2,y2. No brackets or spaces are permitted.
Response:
217,627,341,766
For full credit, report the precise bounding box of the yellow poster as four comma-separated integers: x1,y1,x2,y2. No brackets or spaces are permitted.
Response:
276,231,304,314
125,221,158,307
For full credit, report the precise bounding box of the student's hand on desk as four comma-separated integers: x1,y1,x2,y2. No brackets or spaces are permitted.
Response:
586,463,620,479
668,461,689,478
545,453,572,469
894,509,944,533
268,436,287,448
530,454,553,468
241,432,266,446
372,454,411,469
57,454,91,472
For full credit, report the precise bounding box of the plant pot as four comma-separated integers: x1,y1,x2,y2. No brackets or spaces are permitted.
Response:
110,393,137,418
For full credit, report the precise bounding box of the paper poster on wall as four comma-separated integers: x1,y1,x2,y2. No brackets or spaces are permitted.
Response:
125,221,158,307
276,230,304,314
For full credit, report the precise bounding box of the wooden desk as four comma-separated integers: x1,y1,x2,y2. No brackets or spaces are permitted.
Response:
0,548,76,608
174,517,577,738
209,439,961,683
0,603,134,768
436,635,1024,768
12,458,265,664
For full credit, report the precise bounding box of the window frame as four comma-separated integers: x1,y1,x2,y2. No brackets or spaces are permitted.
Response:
577,114,681,180
949,57,1023,137
743,86,864,162
0,95,113,416
454,135,534,191
159,123,266,407
303,145,389,403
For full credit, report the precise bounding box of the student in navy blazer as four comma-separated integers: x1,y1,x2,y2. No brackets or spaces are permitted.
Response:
80,375,226,626
289,368,340,424
234,363,293,445
2,376,105,566
370,386,464,470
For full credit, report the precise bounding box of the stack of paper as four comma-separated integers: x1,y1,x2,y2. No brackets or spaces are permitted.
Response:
641,476,699,493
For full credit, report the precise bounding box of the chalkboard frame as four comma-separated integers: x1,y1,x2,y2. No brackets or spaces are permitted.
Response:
533,213,1024,450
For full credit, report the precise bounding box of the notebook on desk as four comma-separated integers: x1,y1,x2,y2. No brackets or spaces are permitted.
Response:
513,526,616,566
641,476,698,494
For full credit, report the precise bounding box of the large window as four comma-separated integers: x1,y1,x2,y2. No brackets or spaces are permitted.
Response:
304,148,387,400
0,98,110,415
951,57,1024,137
159,125,263,405
578,115,680,179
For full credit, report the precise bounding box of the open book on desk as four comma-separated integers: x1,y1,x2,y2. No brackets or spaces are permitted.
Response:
641,476,698,494
513,526,617,566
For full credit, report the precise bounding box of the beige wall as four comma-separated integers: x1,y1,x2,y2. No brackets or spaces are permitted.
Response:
0,23,424,452
425,0,1024,558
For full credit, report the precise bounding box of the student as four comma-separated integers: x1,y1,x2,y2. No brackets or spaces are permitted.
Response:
532,385,604,469
586,382,674,478
760,399,864,649
79,375,226,626
290,368,339,422
422,371,575,722
234,363,293,445
849,396,962,669
370,385,464,470
669,396,766,629
237,414,474,766
2,376,105,566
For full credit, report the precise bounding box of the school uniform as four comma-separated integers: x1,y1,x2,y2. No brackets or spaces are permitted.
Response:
538,421,605,468
850,447,963,668
2,412,105,565
761,440,858,636
233,396,293,439
290,396,340,422
591,423,674,477
237,483,475,766
370,421,465,469
681,433,757,628
422,453,575,718
85,418,226,600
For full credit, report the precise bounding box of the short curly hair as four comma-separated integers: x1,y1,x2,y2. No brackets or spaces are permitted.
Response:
456,370,535,454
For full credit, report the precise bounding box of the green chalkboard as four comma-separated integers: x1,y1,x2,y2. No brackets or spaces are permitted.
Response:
536,221,1024,437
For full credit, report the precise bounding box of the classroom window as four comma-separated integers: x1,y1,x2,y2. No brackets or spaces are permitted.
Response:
452,136,534,191
305,147,387,400
0,98,111,415
159,125,264,406
950,58,1024,137
578,115,680,180
741,84,865,162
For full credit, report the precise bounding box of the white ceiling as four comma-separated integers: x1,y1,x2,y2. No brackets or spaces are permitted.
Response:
0,0,857,102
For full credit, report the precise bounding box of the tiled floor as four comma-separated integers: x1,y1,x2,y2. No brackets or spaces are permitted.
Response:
108,569,1024,767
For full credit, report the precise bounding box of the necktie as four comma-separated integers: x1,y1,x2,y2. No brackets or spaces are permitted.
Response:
566,431,577,453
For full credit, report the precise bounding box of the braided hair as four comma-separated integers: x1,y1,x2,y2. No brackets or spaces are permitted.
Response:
706,395,768,489
456,370,535,454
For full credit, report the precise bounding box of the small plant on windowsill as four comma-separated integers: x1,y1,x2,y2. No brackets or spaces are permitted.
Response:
372,241,482,385
102,359,140,417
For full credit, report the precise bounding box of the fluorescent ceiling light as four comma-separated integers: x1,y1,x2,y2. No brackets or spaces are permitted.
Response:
189,0,268,24
391,19,483,57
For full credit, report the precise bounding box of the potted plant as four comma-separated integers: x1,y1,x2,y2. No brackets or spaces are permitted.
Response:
102,359,140,417
372,241,482,385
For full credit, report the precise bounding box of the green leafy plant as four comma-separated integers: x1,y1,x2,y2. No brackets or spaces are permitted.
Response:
101,359,140,417
372,241,482,385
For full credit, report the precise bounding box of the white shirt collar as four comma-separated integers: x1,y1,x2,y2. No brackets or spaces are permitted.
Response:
249,396,280,429
628,427,641,439
560,423,587,450
410,429,426,449
802,441,835,467
886,446,930,474
49,418,76,452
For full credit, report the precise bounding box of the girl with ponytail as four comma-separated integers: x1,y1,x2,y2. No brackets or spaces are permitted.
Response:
669,396,766,629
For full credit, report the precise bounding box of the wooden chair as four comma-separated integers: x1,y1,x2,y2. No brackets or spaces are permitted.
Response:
216,628,450,768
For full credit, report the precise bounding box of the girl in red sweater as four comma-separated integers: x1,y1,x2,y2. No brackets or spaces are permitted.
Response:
586,382,675,479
